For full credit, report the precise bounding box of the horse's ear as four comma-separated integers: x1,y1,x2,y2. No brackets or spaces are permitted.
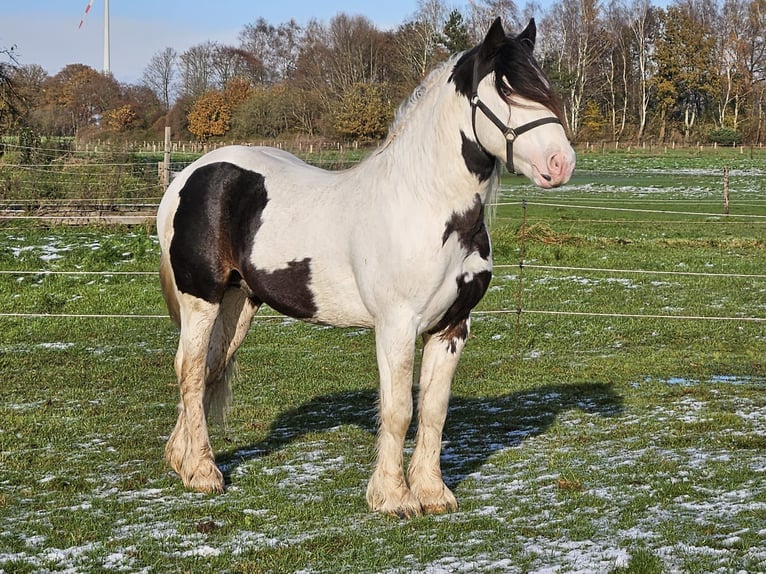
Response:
481,17,506,55
517,18,537,47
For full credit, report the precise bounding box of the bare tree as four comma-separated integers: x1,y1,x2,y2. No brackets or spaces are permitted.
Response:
717,0,746,128
392,0,453,88
142,47,177,111
179,42,217,100
542,0,605,139
741,0,766,142
627,0,655,142
417,0,450,57
239,18,304,85
0,45,21,130
466,0,520,42
603,0,630,139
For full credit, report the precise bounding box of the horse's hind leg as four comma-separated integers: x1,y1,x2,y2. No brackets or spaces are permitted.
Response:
407,319,468,514
166,293,224,493
166,288,257,493
204,288,258,425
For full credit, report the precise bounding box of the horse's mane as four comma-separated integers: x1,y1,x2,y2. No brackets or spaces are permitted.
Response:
380,55,460,147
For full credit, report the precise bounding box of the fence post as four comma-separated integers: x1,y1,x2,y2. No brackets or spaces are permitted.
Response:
162,126,171,189
515,199,528,357
723,166,730,215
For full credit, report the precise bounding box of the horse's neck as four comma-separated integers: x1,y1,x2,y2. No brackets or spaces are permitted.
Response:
369,79,496,208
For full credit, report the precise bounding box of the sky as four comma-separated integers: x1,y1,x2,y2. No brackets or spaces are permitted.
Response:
1,0,428,84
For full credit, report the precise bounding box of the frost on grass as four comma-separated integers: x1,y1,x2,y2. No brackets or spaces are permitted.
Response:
2,381,766,572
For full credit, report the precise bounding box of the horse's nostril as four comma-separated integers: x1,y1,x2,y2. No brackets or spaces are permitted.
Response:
548,153,568,178
541,173,552,182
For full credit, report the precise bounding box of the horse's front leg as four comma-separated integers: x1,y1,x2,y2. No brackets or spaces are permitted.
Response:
407,318,470,514
366,320,421,518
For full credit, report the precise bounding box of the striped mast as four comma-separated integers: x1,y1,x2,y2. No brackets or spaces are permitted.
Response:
78,0,111,74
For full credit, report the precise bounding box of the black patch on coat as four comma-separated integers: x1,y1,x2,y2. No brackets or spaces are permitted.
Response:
169,161,317,318
460,131,495,182
431,194,492,349
441,194,491,259
429,270,492,349
248,258,316,319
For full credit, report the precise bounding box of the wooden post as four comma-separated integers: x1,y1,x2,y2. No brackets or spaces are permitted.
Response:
723,166,730,215
162,126,171,189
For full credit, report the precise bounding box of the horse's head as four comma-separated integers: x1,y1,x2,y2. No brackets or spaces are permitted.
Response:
451,18,575,188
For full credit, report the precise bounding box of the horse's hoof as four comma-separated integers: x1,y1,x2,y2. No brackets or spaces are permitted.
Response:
411,484,458,515
386,501,423,520
421,500,458,515
185,461,225,494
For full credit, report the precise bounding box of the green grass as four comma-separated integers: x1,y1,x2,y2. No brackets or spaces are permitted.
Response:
1,151,765,572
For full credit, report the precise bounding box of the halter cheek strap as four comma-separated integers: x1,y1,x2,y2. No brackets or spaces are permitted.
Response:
469,58,562,175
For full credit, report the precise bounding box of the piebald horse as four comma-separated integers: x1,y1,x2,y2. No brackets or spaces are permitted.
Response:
157,18,575,517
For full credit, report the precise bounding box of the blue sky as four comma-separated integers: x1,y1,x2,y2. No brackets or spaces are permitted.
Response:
1,0,427,83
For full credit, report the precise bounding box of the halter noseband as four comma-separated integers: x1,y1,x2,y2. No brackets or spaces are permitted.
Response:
469,57,562,176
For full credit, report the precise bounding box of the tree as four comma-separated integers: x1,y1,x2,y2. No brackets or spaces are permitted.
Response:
653,3,716,142
602,0,631,139
442,9,471,53
334,82,392,140
0,45,22,131
466,0,520,43
542,0,606,139
36,64,121,135
187,91,231,140
293,13,389,126
142,47,177,111
105,104,137,131
230,86,282,138
238,18,304,85
741,0,766,142
179,42,217,100
627,0,657,142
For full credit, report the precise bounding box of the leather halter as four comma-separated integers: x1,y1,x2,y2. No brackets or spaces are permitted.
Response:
469,57,562,175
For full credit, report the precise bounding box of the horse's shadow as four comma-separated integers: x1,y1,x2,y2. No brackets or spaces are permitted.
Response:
219,382,623,489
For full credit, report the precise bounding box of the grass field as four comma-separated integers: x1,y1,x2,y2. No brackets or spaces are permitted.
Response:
1,147,765,573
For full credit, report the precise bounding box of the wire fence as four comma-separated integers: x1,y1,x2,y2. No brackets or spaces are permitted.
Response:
1,197,764,324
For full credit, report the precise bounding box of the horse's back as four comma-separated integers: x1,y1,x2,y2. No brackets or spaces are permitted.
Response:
157,145,373,326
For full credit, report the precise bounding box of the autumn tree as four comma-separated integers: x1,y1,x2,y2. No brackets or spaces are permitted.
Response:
187,90,231,140
105,104,137,131
334,82,392,140
33,64,121,135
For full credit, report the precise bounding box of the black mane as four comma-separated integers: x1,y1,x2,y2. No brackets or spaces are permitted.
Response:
449,20,565,124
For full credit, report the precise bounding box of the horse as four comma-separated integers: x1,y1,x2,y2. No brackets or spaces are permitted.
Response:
156,17,575,518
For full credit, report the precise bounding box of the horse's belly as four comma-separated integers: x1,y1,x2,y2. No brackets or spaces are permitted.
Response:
241,251,373,328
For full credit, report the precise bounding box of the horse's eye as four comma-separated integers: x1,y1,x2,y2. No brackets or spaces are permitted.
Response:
500,83,514,98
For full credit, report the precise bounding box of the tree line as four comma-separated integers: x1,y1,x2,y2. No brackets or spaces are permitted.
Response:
1,0,764,146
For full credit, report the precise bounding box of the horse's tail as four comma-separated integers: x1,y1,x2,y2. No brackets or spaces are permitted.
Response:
159,251,181,328
209,357,236,425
